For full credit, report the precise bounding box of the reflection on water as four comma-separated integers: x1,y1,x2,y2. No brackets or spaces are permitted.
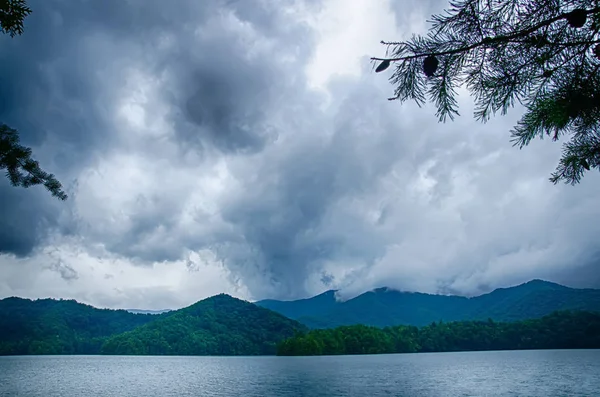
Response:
0,349,598,396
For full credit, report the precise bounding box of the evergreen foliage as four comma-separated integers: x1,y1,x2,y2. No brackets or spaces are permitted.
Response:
1,291,597,357
373,0,600,185
277,310,600,356
0,297,158,355
1,124,67,200
101,294,307,356
0,0,31,37
0,294,306,356
258,280,600,329
1,2,66,199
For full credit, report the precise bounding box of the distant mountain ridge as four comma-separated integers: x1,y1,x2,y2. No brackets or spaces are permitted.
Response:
256,280,600,328
0,294,305,356
103,294,305,355
1,280,598,356
0,297,160,355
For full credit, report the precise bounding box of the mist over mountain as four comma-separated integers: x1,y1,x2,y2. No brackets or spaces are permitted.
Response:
1,279,598,356
1,0,600,315
256,280,600,328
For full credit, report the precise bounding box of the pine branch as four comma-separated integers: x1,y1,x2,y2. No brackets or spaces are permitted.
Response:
371,7,600,63
0,124,68,200
0,0,32,37
372,0,600,185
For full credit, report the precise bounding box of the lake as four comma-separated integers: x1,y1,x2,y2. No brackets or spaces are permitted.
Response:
0,349,598,396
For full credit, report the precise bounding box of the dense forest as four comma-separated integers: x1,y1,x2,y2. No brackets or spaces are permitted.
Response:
258,280,600,328
2,289,598,357
0,297,160,355
0,294,305,356
276,311,600,356
101,294,306,355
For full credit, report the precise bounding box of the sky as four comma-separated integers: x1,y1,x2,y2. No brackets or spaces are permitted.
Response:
0,0,599,311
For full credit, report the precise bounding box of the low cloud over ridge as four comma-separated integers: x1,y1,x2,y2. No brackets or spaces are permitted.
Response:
0,0,599,310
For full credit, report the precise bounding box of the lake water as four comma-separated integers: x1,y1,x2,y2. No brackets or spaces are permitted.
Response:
1,349,598,396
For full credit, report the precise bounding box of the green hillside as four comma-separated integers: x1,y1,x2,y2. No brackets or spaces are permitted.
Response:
257,280,600,328
101,294,307,356
0,297,159,355
2,280,597,356
0,294,306,356
277,310,600,356
257,290,339,320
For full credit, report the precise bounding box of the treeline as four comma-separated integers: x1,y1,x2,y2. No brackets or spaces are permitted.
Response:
101,294,306,356
276,310,600,356
258,280,600,329
0,297,158,355
0,294,305,356
3,295,598,357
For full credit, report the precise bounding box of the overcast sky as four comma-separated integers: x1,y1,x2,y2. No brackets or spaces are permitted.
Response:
1,0,599,310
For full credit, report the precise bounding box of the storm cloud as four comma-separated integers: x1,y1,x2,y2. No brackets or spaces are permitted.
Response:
0,0,599,309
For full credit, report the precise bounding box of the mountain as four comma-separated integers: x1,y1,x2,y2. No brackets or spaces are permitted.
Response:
277,310,600,356
0,297,160,355
101,294,306,355
0,294,306,356
257,289,338,319
2,280,597,356
256,280,600,328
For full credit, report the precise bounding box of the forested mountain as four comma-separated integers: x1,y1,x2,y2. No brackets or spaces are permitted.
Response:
2,280,598,356
0,294,305,356
257,290,338,320
257,280,600,328
101,294,306,356
277,310,600,356
0,297,160,355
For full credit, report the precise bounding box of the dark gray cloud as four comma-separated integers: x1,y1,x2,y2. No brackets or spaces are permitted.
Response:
210,79,416,298
0,0,144,255
44,259,79,282
0,0,599,306
0,180,57,256
0,0,316,258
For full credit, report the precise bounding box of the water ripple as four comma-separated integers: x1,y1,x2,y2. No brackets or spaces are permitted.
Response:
0,350,598,397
